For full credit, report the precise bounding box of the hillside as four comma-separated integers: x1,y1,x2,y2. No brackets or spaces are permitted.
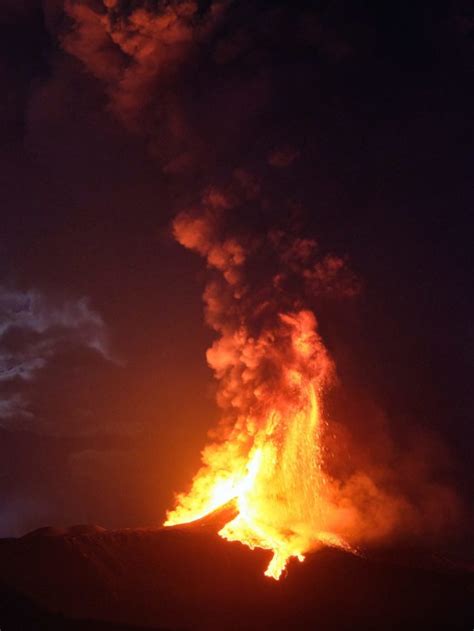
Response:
0,520,472,630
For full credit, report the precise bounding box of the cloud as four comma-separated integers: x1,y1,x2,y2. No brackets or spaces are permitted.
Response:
0,286,113,424
61,0,225,127
0,286,112,377
321,400,464,544
56,1,358,174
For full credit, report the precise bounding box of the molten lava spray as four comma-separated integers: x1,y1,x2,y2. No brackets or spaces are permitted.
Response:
165,187,354,579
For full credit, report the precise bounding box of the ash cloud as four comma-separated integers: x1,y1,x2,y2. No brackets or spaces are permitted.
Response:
60,0,227,170
56,0,474,179
55,0,469,546
57,0,362,174
322,394,464,546
61,0,223,125
171,172,465,546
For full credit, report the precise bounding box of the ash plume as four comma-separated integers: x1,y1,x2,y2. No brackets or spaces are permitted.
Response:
60,0,227,170
57,0,356,173
168,173,464,553
172,173,361,420
54,0,467,554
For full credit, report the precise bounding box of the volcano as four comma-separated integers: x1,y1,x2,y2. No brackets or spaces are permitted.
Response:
0,512,472,630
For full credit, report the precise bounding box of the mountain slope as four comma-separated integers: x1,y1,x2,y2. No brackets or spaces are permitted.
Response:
0,521,472,630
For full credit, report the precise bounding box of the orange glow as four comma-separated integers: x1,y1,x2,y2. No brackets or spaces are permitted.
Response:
165,310,351,579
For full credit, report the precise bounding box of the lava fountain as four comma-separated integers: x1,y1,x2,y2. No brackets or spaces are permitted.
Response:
164,188,355,579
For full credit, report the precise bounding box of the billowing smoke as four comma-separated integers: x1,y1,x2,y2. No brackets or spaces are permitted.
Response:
62,0,223,127
168,173,463,554
172,178,356,421
58,0,354,173
60,0,226,171
56,0,465,550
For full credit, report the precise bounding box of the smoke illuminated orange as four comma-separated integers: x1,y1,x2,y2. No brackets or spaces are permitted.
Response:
165,310,351,579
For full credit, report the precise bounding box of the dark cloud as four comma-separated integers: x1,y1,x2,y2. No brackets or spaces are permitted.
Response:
0,286,113,429
58,0,227,170
55,0,365,174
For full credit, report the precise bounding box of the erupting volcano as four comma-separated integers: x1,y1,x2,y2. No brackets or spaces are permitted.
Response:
164,187,356,579
166,368,351,579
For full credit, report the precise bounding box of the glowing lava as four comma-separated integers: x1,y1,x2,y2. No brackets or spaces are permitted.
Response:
165,311,350,579
163,192,356,579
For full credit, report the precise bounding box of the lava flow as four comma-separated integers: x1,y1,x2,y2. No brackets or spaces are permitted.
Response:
164,192,354,579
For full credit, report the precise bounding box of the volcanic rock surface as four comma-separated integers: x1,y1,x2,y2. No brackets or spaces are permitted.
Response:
0,514,472,630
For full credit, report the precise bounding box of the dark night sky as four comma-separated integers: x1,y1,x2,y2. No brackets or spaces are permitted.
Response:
0,0,472,542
